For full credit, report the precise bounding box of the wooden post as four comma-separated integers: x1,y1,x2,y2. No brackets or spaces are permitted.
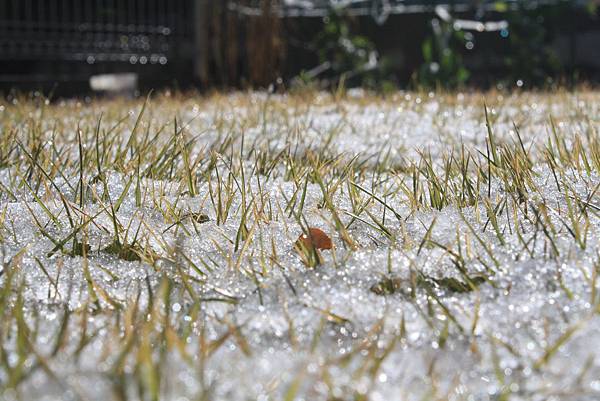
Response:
193,0,209,86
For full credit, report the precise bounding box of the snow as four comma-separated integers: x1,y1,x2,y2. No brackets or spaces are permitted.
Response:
1,91,600,400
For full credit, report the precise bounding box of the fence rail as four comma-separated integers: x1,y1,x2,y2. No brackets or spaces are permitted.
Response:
230,0,588,24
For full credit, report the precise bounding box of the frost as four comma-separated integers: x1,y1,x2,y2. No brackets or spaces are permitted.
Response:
0,91,599,400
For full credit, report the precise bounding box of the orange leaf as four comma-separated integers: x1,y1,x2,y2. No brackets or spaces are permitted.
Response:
295,227,333,251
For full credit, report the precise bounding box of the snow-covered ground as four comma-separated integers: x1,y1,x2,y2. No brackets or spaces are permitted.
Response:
0,91,599,401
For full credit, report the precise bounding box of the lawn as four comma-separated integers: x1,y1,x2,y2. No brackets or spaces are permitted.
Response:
0,89,599,400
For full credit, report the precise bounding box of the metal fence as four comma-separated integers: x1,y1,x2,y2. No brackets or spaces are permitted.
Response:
0,0,194,63
0,0,198,90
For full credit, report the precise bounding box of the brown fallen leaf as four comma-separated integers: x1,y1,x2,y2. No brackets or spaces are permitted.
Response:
295,227,333,251
294,227,333,268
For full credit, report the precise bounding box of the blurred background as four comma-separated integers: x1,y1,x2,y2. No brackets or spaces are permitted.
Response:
0,0,599,96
